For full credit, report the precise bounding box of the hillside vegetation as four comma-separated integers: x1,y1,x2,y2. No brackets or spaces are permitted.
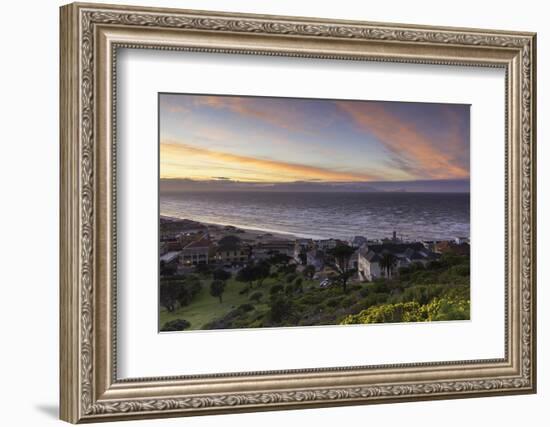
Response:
159,253,470,331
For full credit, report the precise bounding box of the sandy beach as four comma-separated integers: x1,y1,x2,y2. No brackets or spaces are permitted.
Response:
160,215,299,243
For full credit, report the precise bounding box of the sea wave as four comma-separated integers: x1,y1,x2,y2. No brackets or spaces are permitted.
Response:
160,191,470,241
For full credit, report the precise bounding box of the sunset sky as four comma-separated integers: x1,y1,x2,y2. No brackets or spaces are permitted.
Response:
159,93,469,189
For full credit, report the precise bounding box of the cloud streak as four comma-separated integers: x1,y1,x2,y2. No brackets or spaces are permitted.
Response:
190,95,324,134
161,140,381,182
335,101,469,180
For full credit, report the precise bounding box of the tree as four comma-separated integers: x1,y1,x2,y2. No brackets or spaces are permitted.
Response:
278,263,297,275
293,277,303,293
236,261,270,289
269,297,293,323
217,235,242,248
249,291,263,303
268,253,291,266
270,284,284,296
213,268,231,281
236,264,256,292
327,244,357,293
285,273,297,283
303,265,316,280
210,279,226,303
380,253,397,279
194,263,212,275
161,319,191,331
159,281,180,312
160,260,177,276
159,278,201,312
255,261,271,287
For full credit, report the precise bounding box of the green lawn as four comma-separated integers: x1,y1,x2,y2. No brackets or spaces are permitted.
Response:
160,275,312,330
160,254,471,331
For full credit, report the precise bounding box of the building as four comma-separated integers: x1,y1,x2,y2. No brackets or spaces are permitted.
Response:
435,240,470,256
421,240,438,252
215,236,249,265
357,242,439,281
357,249,382,281
317,239,339,251
350,235,368,248
160,251,180,266
180,236,211,265
293,238,313,264
160,218,206,239
177,230,208,247
306,249,325,271
252,240,295,261
163,238,182,252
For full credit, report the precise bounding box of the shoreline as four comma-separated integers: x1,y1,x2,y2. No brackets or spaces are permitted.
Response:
160,215,469,244
160,214,303,242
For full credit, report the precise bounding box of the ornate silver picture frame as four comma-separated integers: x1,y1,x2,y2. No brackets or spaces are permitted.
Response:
60,2,536,423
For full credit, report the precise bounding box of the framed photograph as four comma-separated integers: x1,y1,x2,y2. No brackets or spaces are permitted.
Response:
60,2,537,423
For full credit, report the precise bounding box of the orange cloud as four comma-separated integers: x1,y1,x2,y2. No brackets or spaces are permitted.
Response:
160,140,380,182
335,102,469,180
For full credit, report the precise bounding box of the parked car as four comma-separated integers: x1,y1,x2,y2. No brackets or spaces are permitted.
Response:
319,278,332,288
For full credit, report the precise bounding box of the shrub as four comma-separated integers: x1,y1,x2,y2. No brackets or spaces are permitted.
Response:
368,281,389,294
249,291,263,303
210,279,226,303
341,296,470,325
212,268,231,281
341,302,425,325
341,295,356,308
293,277,303,292
426,260,442,270
160,278,202,311
303,265,316,279
194,263,213,275
160,263,177,276
285,273,298,284
359,287,369,298
238,303,255,313
270,284,284,295
398,266,411,276
269,297,293,323
161,319,191,331
325,297,341,308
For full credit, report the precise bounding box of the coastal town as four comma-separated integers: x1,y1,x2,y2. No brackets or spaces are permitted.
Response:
159,215,471,331
160,216,470,285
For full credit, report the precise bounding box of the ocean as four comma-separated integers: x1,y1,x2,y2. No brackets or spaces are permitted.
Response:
160,191,470,241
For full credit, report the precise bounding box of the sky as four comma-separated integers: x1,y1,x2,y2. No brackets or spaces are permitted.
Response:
159,93,470,192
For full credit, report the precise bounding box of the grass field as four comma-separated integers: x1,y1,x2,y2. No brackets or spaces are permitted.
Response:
159,274,316,330
159,253,471,331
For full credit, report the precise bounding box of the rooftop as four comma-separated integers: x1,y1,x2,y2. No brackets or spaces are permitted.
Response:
160,251,180,263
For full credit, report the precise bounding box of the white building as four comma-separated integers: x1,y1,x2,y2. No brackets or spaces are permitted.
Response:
357,250,382,281
317,239,339,251
350,235,368,248
357,243,438,281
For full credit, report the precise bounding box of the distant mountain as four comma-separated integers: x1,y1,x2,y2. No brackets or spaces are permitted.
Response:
160,178,469,193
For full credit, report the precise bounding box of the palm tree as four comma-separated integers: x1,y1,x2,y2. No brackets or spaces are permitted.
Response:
380,253,397,280
327,244,356,293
